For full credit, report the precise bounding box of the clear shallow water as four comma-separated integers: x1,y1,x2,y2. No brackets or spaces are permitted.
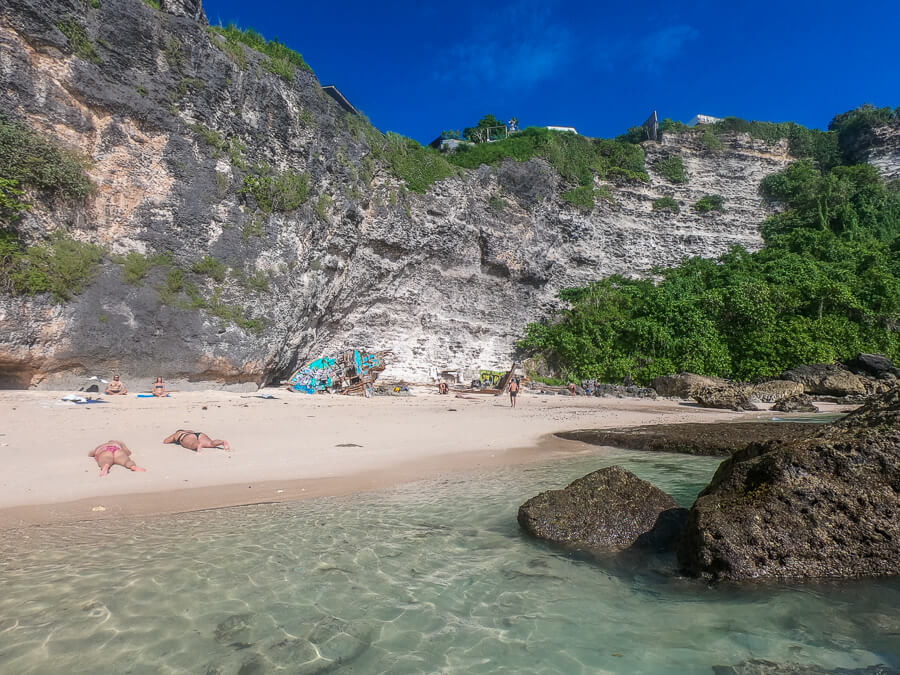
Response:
1,449,898,675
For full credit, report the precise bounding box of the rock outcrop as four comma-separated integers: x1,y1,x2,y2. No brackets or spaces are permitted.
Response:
652,372,728,398
846,353,900,380
678,387,900,581
692,384,758,411
750,380,805,403
771,394,819,413
713,660,898,675
557,422,816,457
0,0,802,388
517,466,685,552
781,364,868,398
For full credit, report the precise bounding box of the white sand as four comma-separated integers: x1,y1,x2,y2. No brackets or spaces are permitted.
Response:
0,388,760,528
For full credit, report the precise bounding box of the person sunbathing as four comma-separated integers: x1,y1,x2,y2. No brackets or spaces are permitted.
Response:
163,430,231,453
88,440,146,477
152,377,168,397
104,375,128,395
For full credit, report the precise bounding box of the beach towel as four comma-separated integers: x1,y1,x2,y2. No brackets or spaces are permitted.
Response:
136,393,170,398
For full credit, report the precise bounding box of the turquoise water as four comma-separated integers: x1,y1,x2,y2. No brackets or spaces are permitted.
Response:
1,449,898,674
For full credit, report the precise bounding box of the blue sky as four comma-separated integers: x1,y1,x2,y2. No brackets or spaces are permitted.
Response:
202,0,900,144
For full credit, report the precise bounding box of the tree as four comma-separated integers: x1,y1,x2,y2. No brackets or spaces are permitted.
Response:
464,114,505,143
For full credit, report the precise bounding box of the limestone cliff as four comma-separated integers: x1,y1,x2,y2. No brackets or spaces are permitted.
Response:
0,0,891,389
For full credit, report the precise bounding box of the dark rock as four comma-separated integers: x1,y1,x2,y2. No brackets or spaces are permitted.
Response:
517,466,681,552
846,353,899,378
678,387,900,581
771,394,819,413
558,422,816,457
712,659,899,675
781,364,867,397
653,372,727,398
591,383,657,399
693,384,758,411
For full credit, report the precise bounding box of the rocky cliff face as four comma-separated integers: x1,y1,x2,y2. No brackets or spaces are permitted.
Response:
0,0,880,389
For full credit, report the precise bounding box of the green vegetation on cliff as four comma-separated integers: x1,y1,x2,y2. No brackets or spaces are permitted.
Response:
0,117,93,223
208,24,313,80
0,231,104,301
520,113,900,383
448,127,648,186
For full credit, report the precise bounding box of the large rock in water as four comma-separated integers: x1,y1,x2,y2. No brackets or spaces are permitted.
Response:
517,466,685,552
678,387,900,581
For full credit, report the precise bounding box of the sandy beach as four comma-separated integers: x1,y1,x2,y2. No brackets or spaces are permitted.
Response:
0,388,768,529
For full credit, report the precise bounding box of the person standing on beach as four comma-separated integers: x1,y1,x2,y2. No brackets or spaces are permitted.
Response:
104,375,128,395
509,378,520,408
88,440,146,477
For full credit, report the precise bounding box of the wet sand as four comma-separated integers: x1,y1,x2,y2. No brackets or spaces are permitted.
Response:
0,388,776,529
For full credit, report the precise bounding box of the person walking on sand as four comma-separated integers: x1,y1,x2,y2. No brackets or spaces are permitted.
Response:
508,377,520,408
152,376,168,397
163,429,232,454
88,440,146,477
104,374,128,395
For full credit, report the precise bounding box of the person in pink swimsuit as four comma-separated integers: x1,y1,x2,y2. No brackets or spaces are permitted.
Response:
88,440,146,477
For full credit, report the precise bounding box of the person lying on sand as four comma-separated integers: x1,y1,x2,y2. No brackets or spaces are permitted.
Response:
163,430,231,453
88,440,146,477
152,377,168,397
104,375,128,395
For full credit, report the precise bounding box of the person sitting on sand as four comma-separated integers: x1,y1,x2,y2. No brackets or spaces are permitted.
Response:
88,440,146,477
163,430,231,454
438,381,449,395
104,374,128,395
152,377,168,397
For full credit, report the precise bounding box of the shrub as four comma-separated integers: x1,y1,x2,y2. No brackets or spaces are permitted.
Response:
0,117,93,203
315,193,332,221
0,177,29,222
700,129,723,151
241,169,309,212
192,255,227,282
383,133,457,193
1,231,104,301
829,104,900,161
561,186,596,210
117,251,171,285
695,194,726,213
652,155,688,184
190,123,225,156
652,196,680,214
56,20,101,63
489,195,507,212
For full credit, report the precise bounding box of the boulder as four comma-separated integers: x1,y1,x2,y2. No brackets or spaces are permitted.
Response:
781,364,867,397
750,380,805,403
678,387,900,581
652,372,728,398
771,394,819,413
693,384,758,411
517,466,684,552
846,353,899,379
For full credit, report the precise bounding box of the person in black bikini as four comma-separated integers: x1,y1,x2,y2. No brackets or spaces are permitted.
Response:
163,429,231,453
